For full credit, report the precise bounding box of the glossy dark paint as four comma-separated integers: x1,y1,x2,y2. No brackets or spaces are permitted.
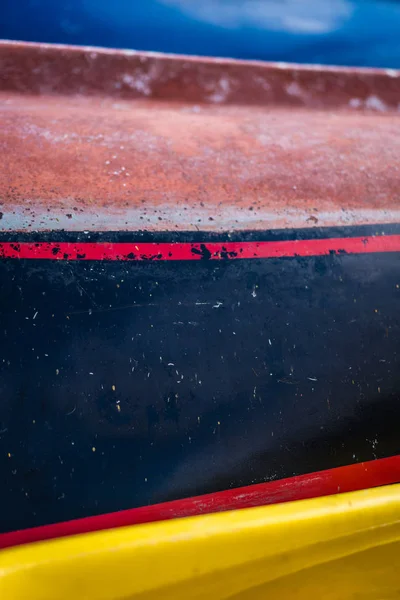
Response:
0,226,399,533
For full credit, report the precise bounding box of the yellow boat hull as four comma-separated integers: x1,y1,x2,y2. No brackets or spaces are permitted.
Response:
1,484,400,599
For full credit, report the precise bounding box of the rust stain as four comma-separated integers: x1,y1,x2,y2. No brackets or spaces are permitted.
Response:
0,41,400,232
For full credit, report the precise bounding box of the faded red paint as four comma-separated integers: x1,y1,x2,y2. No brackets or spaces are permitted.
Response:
1,41,400,232
0,454,399,550
1,235,400,260
1,41,400,107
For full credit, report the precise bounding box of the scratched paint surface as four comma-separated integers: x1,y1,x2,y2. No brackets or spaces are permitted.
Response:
1,234,400,260
0,227,400,533
2,94,400,233
1,42,400,533
1,42,400,234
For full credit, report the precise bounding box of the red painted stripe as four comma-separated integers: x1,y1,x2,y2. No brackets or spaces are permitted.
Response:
1,455,399,550
0,235,400,261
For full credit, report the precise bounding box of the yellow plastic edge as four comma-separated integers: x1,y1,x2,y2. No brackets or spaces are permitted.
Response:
1,483,400,599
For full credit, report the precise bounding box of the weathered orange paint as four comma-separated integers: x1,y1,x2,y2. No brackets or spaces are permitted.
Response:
1,41,400,232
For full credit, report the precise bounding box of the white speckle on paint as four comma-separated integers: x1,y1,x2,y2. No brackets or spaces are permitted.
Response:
349,98,362,108
365,95,387,112
286,81,304,98
121,64,160,96
208,77,231,103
